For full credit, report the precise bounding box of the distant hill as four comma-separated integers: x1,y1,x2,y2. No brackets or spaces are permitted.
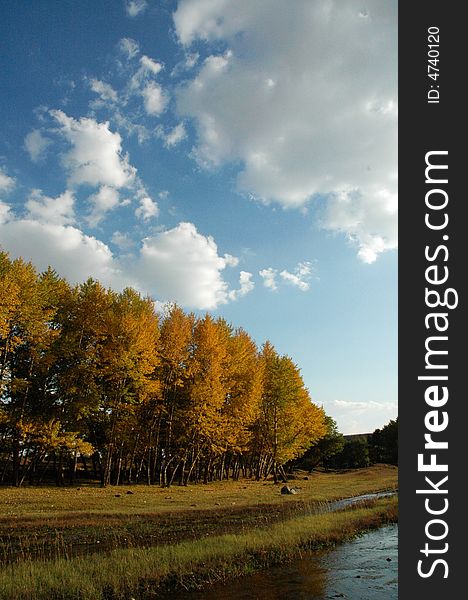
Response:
344,433,372,442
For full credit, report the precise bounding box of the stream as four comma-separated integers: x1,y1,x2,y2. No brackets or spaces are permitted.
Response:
172,523,398,600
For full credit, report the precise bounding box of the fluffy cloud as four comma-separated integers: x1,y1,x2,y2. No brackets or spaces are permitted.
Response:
0,205,239,309
174,0,397,261
0,208,126,289
331,399,397,434
136,222,239,309
139,55,163,76
89,79,118,105
25,189,75,226
86,186,121,227
119,53,168,118
322,188,397,263
125,0,148,18
118,37,140,59
228,271,254,300
260,262,313,291
52,110,136,189
259,267,277,291
111,230,135,250
164,123,187,147
0,167,15,192
24,130,51,163
0,201,11,223
280,261,313,291
141,82,167,116
135,195,159,220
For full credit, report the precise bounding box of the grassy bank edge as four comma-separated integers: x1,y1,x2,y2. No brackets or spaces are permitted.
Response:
0,496,398,600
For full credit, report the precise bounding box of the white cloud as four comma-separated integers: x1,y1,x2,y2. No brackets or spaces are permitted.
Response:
0,201,11,224
1,202,250,311
86,186,121,227
322,188,397,263
228,270,254,301
118,37,140,59
164,122,187,147
333,400,397,411
129,55,164,91
136,222,237,309
0,211,127,289
259,267,277,291
135,195,159,220
141,82,168,116
174,0,397,262
24,130,51,163
52,110,136,189
0,167,15,192
125,0,148,18
140,55,163,76
260,262,313,292
25,189,75,226
280,261,313,291
111,230,135,249
89,79,118,104
330,399,397,435
171,52,200,77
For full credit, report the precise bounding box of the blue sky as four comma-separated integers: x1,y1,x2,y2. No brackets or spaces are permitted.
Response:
0,0,397,434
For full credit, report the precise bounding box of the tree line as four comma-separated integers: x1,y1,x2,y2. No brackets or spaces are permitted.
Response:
0,251,327,487
296,417,398,471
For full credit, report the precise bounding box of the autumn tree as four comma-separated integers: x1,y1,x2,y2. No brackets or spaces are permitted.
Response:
0,250,331,487
98,288,160,486
0,253,61,485
254,342,326,482
221,327,263,479
180,315,229,484
156,305,194,486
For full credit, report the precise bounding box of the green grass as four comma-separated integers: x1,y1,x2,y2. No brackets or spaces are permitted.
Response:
0,496,398,600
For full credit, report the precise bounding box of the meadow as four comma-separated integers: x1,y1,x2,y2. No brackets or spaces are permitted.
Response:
0,465,398,598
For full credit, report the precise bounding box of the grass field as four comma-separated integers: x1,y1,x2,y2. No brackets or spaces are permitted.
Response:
0,465,398,598
0,465,397,564
0,464,397,519
0,495,398,600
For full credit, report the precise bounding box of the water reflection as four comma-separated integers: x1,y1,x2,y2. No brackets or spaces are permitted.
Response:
172,524,397,600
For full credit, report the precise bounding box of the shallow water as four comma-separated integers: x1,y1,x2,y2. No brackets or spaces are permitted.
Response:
172,524,398,600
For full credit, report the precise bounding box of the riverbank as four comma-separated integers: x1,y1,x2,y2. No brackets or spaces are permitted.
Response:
0,495,397,600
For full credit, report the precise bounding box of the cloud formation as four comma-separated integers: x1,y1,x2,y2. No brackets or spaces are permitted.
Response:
25,189,75,226
24,129,52,163
260,261,314,292
125,0,148,18
136,222,243,309
259,267,278,291
280,261,313,291
52,110,136,189
0,209,124,288
174,0,397,262
135,195,159,220
0,167,15,192
0,202,251,311
331,398,397,434
228,270,254,301
86,186,121,227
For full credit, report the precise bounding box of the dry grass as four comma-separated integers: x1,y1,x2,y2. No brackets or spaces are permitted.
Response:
0,465,397,563
0,464,397,521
